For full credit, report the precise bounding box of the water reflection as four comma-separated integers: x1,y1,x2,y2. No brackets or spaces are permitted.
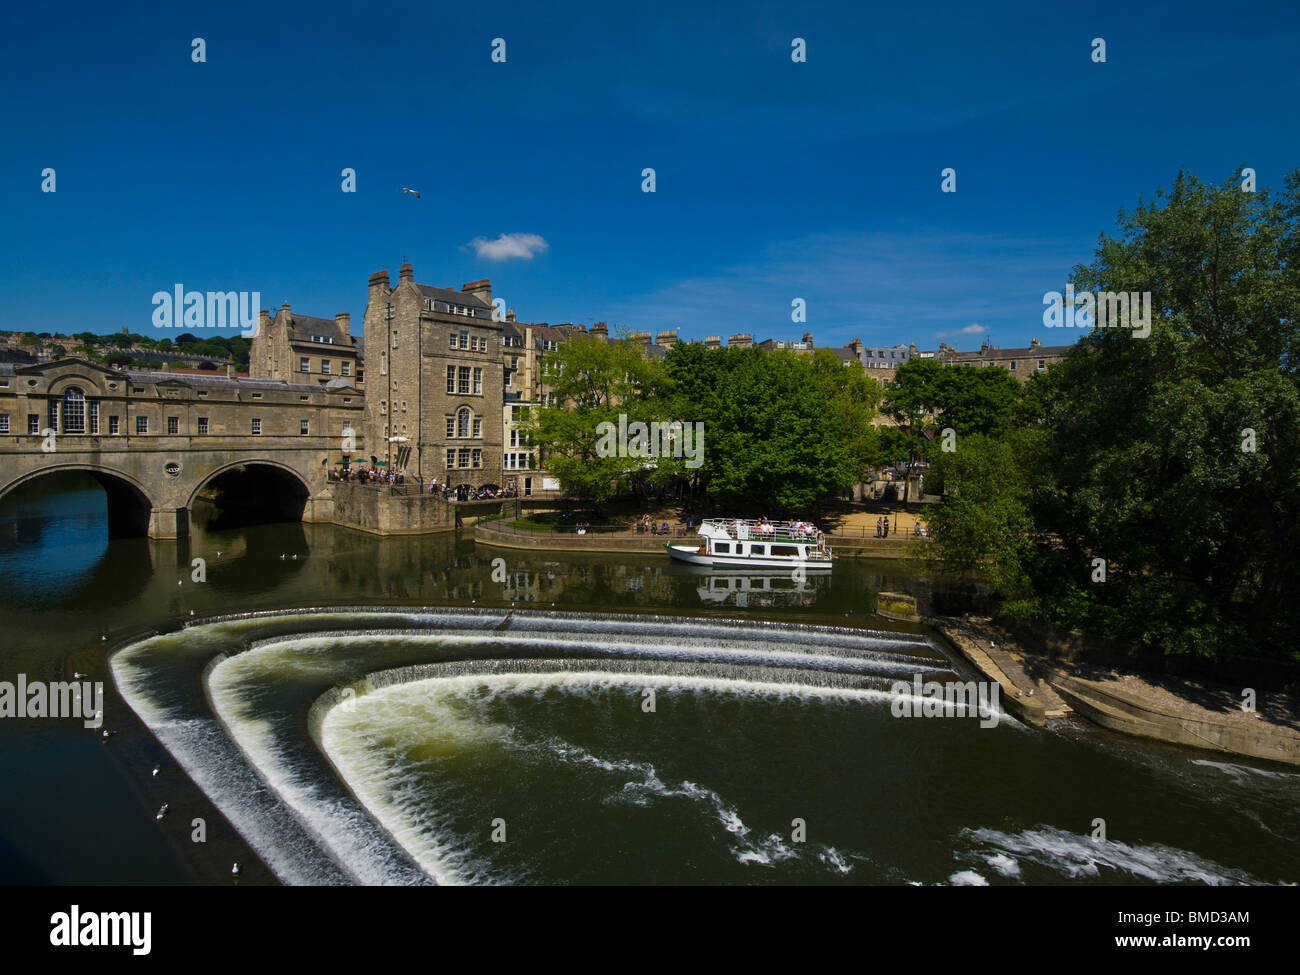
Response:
668,565,823,608
0,475,155,609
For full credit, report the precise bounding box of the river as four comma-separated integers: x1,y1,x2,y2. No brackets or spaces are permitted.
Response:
1,476,1296,885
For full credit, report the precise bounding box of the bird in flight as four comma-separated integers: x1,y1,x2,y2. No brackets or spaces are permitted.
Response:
402,187,421,198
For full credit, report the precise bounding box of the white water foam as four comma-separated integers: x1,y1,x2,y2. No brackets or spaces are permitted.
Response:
323,671,878,881
112,635,357,885
206,651,441,885
242,629,950,681
530,731,868,875
985,852,1021,878
960,825,1270,885
1191,759,1289,784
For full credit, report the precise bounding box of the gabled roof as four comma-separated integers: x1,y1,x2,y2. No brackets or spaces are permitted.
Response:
417,285,492,311
283,313,354,347
9,357,126,378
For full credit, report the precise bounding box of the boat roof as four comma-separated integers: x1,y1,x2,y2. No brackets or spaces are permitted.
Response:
697,517,821,539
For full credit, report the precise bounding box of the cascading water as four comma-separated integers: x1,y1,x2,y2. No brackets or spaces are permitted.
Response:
111,608,1298,886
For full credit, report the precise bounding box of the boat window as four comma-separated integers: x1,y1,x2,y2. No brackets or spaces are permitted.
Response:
713,542,730,554
750,545,765,555
771,545,798,557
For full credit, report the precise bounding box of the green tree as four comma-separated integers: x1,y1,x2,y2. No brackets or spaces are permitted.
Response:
880,357,944,504
664,345,881,511
921,430,1043,600
1035,169,1300,660
530,334,668,503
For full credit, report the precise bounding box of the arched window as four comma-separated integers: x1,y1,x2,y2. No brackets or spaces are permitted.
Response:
457,407,471,438
62,387,86,434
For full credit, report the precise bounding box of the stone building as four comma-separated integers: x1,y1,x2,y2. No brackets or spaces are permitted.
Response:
249,303,364,390
858,342,914,370
362,264,504,493
932,337,1069,380
0,358,362,445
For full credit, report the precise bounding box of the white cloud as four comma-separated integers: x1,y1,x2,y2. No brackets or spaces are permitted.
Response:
936,323,986,338
467,233,549,261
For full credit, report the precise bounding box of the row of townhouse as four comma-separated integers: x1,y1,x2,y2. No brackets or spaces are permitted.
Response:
244,261,1074,496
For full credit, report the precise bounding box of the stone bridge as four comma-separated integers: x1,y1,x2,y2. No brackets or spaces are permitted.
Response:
0,439,340,538
0,358,365,537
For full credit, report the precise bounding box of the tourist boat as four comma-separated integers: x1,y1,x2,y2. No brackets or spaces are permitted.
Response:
665,518,832,569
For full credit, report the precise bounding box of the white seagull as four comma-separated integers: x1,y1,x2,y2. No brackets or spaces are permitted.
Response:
402,187,421,198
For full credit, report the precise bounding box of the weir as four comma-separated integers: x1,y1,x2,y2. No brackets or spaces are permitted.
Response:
113,607,976,885
108,607,1289,887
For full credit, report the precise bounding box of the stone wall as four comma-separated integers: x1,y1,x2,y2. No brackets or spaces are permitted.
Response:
327,482,454,534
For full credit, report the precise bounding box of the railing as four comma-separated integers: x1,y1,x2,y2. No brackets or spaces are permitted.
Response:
823,523,933,540
699,518,826,549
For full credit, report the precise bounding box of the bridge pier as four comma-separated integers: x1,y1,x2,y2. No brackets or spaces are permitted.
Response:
147,507,187,539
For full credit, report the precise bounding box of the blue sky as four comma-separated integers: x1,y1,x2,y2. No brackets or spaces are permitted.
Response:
2,0,1297,353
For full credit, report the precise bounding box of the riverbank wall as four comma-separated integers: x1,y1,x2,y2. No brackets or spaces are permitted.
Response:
931,615,1300,765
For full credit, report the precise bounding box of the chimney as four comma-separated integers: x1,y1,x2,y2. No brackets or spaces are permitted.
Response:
506,308,516,323
399,263,414,284
335,312,351,335
728,333,752,348
226,361,234,378
160,361,169,373
1031,337,1041,348
591,321,608,337
369,269,391,296
630,330,651,345
258,309,270,333
802,331,814,346
462,279,492,307
849,338,863,356
656,330,678,348
705,335,721,349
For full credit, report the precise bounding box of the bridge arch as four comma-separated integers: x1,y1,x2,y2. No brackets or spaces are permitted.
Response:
186,458,315,528
0,463,157,538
